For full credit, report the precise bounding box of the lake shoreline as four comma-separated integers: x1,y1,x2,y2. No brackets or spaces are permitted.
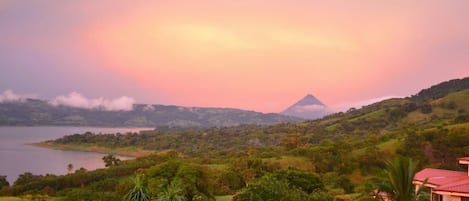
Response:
31,142,153,158
0,126,151,184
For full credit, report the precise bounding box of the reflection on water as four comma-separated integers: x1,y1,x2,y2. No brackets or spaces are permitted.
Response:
0,126,150,184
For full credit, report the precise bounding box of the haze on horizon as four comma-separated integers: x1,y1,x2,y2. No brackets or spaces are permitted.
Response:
1,1,468,113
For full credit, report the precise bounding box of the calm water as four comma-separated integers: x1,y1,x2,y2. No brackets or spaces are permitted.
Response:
0,126,150,184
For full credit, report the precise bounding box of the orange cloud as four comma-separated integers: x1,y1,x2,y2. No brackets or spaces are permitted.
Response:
83,1,418,111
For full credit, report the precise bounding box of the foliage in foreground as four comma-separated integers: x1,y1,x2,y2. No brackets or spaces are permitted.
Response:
125,174,151,201
381,157,420,201
233,170,330,201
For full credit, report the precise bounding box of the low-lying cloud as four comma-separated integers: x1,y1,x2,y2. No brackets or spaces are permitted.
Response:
331,95,401,112
291,104,328,113
49,92,135,111
0,90,28,102
142,104,155,111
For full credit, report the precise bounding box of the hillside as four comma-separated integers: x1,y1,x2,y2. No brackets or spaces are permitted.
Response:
43,77,468,149
3,77,469,201
410,77,469,101
0,100,300,127
40,78,469,166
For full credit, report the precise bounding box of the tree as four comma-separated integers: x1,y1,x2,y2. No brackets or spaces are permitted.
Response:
233,172,328,201
146,160,212,200
271,170,324,194
0,175,9,188
379,157,424,201
125,174,151,201
14,172,39,186
280,133,301,150
67,163,74,174
156,183,187,201
102,154,121,167
215,170,245,194
233,175,293,201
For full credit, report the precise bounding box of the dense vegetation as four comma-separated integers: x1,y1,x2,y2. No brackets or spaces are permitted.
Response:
410,77,469,101
1,77,468,201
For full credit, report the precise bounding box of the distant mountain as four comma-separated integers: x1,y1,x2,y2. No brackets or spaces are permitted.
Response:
281,94,330,119
46,78,469,168
0,99,301,127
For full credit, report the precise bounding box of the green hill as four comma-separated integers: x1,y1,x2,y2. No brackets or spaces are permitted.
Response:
39,78,469,164
2,77,469,201
0,100,300,128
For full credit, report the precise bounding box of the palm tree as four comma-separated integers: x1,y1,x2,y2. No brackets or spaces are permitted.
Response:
379,157,423,201
125,174,151,201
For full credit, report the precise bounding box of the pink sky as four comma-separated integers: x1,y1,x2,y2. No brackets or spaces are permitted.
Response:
0,1,468,112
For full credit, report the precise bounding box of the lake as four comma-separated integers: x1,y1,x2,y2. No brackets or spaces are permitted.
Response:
0,126,151,184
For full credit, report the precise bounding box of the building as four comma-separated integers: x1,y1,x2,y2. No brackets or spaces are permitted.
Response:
413,157,469,201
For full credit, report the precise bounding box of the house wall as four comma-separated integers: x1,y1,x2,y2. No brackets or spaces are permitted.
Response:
442,195,461,201
443,195,451,201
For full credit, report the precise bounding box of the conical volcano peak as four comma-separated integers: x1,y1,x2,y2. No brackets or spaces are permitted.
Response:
295,94,325,106
281,93,329,120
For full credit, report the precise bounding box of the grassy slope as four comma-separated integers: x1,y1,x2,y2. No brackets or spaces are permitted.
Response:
405,89,469,124
433,89,469,111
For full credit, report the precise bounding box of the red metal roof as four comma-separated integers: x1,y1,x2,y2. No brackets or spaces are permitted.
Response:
414,168,469,194
436,178,469,194
414,168,466,185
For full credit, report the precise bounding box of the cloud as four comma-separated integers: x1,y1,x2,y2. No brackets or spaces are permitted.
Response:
0,90,28,102
142,104,155,111
331,95,401,112
292,104,328,113
49,92,135,111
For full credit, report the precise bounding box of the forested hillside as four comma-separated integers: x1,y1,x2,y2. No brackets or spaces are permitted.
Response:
0,100,300,127
40,78,469,162
1,77,468,201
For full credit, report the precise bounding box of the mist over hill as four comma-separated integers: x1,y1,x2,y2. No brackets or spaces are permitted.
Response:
0,99,300,128
2,77,468,128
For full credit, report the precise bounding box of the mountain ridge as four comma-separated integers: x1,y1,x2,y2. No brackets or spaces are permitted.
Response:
43,77,469,163
0,99,301,127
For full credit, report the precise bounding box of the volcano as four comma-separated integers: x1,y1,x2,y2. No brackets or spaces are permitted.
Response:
281,94,330,119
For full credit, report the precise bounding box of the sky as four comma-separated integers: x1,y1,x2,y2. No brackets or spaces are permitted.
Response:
0,0,468,113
